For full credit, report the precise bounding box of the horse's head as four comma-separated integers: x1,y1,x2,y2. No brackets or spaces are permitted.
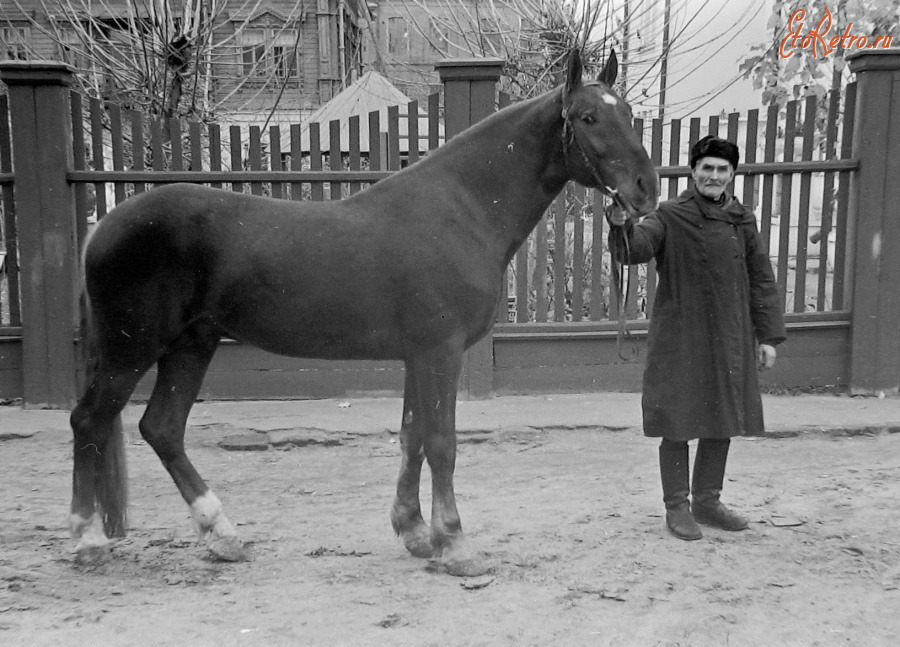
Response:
560,49,659,217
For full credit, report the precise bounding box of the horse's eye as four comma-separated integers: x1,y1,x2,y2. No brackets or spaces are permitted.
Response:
581,114,596,125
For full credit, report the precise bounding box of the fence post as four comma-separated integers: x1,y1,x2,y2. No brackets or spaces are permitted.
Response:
436,58,504,399
0,61,79,408
846,50,900,395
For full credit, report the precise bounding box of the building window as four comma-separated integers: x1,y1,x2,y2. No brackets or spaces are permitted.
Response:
56,28,88,69
1,26,31,61
387,17,411,59
429,18,449,55
241,28,300,81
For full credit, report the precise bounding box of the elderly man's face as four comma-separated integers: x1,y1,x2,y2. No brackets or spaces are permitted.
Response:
692,156,734,201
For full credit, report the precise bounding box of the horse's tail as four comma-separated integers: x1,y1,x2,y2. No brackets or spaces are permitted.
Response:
98,412,128,538
75,236,129,538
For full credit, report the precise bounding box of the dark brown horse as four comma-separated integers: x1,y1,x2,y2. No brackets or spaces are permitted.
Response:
69,49,658,575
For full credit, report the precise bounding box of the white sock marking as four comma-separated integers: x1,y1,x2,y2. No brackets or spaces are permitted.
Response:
71,512,109,551
190,491,237,541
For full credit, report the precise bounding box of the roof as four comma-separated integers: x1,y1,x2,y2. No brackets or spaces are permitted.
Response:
299,70,441,154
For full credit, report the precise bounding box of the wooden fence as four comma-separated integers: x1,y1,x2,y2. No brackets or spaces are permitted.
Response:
2,51,900,406
67,93,444,227
3,86,856,327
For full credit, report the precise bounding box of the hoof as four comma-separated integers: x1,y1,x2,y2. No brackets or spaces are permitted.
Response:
427,557,492,578
74,544,111,567
207,536,247,562
402,531,435,559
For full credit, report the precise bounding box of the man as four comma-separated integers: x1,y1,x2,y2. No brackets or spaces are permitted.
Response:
608,135,786,541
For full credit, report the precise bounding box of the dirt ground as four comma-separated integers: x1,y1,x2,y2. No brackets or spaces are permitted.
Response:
2,414,899,647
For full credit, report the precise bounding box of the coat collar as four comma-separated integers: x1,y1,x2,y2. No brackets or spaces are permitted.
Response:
673,186,755,224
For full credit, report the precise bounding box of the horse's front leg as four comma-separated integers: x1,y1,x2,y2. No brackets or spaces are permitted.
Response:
390,371,432,558
405,337,489,577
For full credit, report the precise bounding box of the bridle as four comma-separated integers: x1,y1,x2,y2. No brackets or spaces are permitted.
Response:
561,88,639,361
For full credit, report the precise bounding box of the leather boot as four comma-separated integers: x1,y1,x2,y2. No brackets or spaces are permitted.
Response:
691,439,749,531
659,440,702,541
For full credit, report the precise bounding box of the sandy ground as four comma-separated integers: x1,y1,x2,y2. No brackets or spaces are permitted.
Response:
2,415,899,646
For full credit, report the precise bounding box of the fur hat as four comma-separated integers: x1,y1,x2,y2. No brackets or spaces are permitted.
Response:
690,135,739,171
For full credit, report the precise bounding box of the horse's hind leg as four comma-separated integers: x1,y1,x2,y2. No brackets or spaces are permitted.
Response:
390,371,433,558
137,323,244,561
70,365,147,564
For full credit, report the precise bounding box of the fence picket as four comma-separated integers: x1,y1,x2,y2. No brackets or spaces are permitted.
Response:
428,93,440,151
793,95,816,312
727,112,739,195
777,101,798,310
190,121,203,176
689,117,701,149
349,115,361,195
571,185,585,321
817,90,839,310
151,119,165,182
71,94,89,246
369,111,381,172
270,126,283,200
407,100,419,165
89,98,107,218
248,125,262,196
760,104,778,252
229,125,242,193
515,238,529,323
743,109,759,209
310,123,323,201
330,120,342,200
169,118,183,172
290,123,302,201
667,118,681,199
209,123,222,190
645,118,663,316
388,105,400,171
553,191,567,321
688,117,701,194
590,190,605,321
535,213,549,322
833,82,856,310
109,105,126,205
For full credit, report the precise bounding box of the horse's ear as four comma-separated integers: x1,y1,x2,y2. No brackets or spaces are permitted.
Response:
598,50,618,86
565,48,584,93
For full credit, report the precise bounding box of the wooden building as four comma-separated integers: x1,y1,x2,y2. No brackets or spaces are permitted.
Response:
0,0,368,113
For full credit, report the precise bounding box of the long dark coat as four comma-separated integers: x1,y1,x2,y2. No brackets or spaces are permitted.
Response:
615,187,786,440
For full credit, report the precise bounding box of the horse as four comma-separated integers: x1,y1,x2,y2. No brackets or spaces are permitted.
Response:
68,48,658,576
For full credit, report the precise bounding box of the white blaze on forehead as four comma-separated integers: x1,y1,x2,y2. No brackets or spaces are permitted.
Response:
601,92,618,106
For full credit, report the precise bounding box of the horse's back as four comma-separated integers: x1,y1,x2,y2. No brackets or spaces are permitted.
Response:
84,182,504,362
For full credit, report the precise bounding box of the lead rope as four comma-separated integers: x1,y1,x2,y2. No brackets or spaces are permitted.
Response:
609,224,639,361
